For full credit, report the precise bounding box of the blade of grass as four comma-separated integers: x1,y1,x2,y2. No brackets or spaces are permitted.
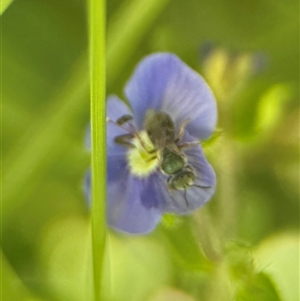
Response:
1,0,14,15
1,249,45,300
107,0,172,86
88,0,106,300
2,54,89,223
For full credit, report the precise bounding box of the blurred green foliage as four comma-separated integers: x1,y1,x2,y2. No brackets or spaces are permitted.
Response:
2,0,299,300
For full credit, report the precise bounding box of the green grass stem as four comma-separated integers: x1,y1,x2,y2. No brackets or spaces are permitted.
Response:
89,0,106,300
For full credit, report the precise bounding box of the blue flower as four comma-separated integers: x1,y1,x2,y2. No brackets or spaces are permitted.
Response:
86,53,217,234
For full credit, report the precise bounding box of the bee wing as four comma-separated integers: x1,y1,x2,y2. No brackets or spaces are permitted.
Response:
144,109,176,148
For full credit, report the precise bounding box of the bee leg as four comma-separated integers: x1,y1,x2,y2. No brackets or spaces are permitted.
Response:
175,118,192,142
134,135,157,154
147,148,156,154
109,115,157,154
107,117,133,134
108,115,141,140
183,187,189,207
116,114,133,125
107,114,133,126
133,131,151,151
109,116,157,154
109,115,149,150
166,178,174,196
145,154,157,162
114,133,135,148
178,141,200,150
144,148,158,159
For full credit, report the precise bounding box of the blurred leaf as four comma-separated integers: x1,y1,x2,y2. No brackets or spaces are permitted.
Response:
255,84,292,138
236,273,282,301
254,233,299,301
1,0,13,14
38,216,92,301
202,127,224,148
236,191,274,244
106,233,171,301
146,287,196,301
231,79,269,139
202,47,255,101
204,261,235,301
226,242,256,281
2,0,86,105
3,55,89,223
159,217,211,271
1,250,45,301
225,243,282,301
160,0,298,82
39,220,171,301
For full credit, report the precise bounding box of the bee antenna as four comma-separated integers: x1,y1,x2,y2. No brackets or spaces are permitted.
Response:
183,187,189,207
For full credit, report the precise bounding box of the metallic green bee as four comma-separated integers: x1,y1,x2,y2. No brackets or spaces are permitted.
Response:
144,109,210,206
110,109,210,206
143,109,186,175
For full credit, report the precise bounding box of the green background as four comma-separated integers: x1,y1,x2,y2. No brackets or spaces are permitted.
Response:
2,0,299,300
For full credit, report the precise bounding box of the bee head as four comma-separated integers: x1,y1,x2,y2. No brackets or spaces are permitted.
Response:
168,166,195,190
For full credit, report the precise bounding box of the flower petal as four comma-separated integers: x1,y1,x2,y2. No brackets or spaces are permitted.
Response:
107,95,132,120
125,53,217,139
107,173,162,234
139,172,178,211
107,153,128,184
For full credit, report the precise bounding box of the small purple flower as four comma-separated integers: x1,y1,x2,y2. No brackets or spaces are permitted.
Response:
86,53,217,234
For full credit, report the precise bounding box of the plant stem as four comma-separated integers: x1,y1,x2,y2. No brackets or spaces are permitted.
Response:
89,0,106,300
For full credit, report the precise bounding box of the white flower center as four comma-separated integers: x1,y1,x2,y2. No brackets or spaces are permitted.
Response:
127,131,159,177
